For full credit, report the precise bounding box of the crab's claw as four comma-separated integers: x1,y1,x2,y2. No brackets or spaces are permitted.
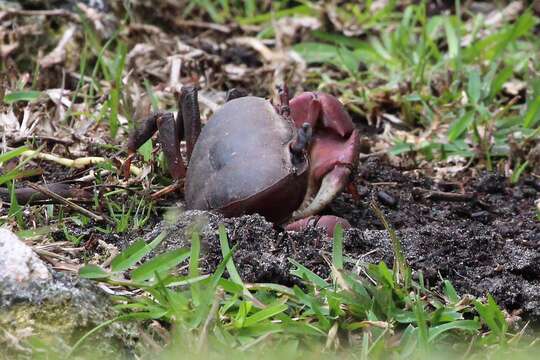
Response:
289,92,360,220
285,215,351,236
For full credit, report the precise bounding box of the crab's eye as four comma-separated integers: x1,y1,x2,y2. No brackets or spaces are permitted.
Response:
290,123,312,166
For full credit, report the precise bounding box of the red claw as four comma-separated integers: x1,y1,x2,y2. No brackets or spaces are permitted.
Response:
286,215,351,237
289,91,360,222
290,92,355,137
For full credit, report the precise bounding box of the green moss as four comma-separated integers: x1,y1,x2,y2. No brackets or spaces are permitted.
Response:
0,274,139,359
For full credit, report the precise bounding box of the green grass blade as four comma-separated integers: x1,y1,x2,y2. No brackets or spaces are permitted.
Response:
218,224,243,285
443,280,460,303
189,230,201,303
108,42,127,138
414,298,430,355
448,111,474,142
243,303,288,328
131,248,190,283
0,146,29,164
428,320,479,343
218,225,264,307
110,232,168,272
332,224,344,270
444,18,459,60
474,295,508,343
523,96,540,128
467,69,481,105
189,231,201,278
7,180,23,227
370,202,409,287
79,264,110,279
293,42,340,64
3,90,41,104
511,161,529,184
289,259,329,289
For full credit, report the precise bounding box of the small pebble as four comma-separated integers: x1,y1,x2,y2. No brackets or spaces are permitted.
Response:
524,178,540,191
475,173,506,194
522,187,536,198
377,191,397,207
471,210,490,223
512,189,524,200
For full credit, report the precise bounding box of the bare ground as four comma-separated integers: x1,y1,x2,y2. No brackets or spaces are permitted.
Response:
127,156,540,321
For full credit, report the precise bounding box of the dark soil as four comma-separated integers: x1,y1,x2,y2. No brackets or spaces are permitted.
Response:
140,156,540,321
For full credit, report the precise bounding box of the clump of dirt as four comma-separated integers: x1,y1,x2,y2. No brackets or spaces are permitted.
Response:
141,157,540,321
140,209,329,286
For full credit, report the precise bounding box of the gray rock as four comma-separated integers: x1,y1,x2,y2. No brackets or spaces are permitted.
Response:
0,228,138,358
0,228,51,284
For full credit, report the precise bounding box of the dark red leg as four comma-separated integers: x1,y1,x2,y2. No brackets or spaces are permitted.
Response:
124,86,202,183
124,112,159,178
156,113,186,179
124,112,186,180
176,86,201,161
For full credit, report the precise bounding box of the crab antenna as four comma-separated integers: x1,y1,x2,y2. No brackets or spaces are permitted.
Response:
277,85,291,117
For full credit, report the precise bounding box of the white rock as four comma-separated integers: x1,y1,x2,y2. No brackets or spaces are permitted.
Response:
0,228,51,284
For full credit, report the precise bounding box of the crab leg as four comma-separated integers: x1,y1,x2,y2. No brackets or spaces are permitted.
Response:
124,86,202,181
124,112,160,178
176,86,201,161
123,112,187,180
156,113,186,179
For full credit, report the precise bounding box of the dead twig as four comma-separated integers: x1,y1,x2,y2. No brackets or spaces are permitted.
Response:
32,247,71,262
7,134,74,147
101,246,120,268
32,242,85,256
150,180,183,200
370,182,398,186
3,9,79,22
413,187,475,202
359,150,387,160
0,183,91,205
173,19,231,34
51,263,81,272
26,183,110,223
39,25,77,68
